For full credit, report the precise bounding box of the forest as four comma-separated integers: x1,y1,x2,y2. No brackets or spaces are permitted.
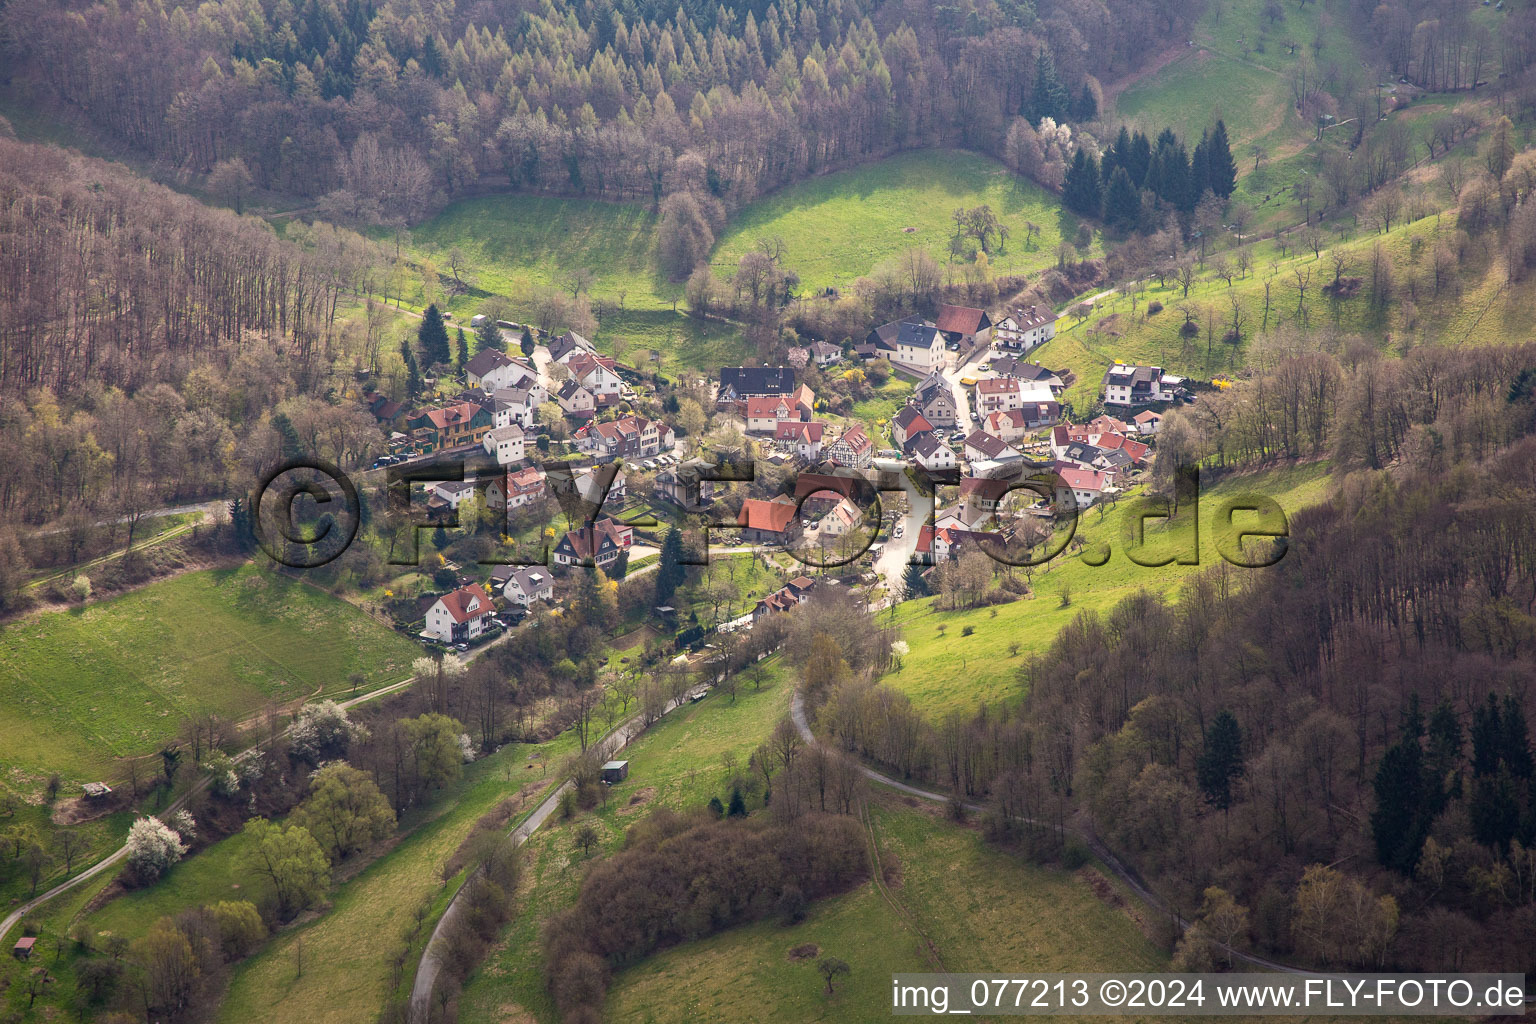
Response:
0,0,1203,220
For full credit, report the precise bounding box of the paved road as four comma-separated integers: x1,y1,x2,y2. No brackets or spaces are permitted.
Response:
409,680,712,1022
787,691,1312,977
870,462,931,603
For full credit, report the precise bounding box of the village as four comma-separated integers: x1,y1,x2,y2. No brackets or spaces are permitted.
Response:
353,300,1181,654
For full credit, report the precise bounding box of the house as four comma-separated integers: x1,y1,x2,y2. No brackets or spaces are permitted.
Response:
487,464,546,510
555,379,597,418
12,937,36,961
891,406,935,448
492,386,538,429
737,495,799,542
960,476,1014,521
788,383,817,419
907,431,957,471
566,353,623,403
794,472,861,509
656,458,716,507
464,348,521,392
601,760,629,784
574,465,627,510
745,394,804,434
1133,410,1163,435
975,376,1024,415
983,408,1028,443
432,480,478,511
407,402,492,451
754,575,817,619
482,424,526,465
866,317,945,373
809,340,842,366
502,566,554,606
1056,466,1110,509
1101,363,1188,407
774,420,826,459
963,429,1022,465
718,366,795,405
82,782,112,800
992,304,1056,351
573,415,674,459
549,330,596,364
818,496,864,536
825,426,875,468
935,304,993,347
363,391,408,429
988,357,1063,391
912,379,959,428
553,517,633,568
425,584,496,642
1094,431,1151,465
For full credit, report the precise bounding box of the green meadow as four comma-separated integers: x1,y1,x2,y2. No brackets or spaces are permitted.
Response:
0,565,418,782
712,150,1097,292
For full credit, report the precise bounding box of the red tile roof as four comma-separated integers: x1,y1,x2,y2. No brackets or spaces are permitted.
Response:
437,584,494,624
936,304,988,336
738,496,798,534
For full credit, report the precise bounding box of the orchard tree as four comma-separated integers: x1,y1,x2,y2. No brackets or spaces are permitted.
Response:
125,816,187,884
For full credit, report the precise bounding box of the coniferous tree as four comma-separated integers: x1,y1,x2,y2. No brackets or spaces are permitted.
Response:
456,327,469,369
1371,734,1430,873
521,327,535,357
1196,710,1244,810
418,304,452,368
903,562,930,599
400,340,423,396
1472,694,1504,777
479,319,504,352
1072,82,1098,122
1126,131,1152,188
1104,126,1132,180
654,528,688,607
271,412,304,460
1206,120,1239,198
1190,134,1212,205
1500,694,1533,779
1426,697,1463,799
1027,49,1069,124
1063,149,1102,217
1103,166,1140,230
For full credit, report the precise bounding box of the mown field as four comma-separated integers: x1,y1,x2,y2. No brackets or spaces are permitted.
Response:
885,461,1335,716
0,565,419,782
712,150,1096,293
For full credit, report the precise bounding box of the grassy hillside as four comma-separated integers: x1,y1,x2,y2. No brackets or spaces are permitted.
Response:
712,150,1095,293
886,461,1334,716
408,194,673,309
607,803,1165,1024
0,565,418,781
